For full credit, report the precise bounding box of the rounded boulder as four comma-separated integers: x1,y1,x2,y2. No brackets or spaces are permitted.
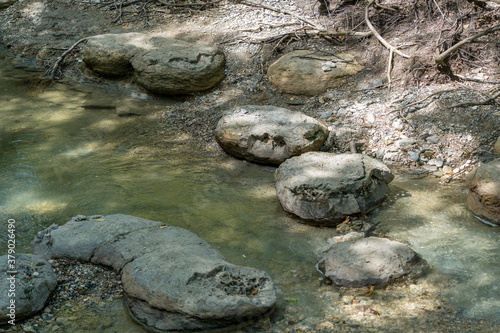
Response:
274,152,394,225
215,105,329,165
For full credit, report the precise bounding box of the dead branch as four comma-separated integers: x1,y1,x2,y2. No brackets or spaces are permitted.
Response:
449,88,500,108
435,22,500,66
44,38,88,80
365,0,410,59
156,0,222,7
237,0,324,31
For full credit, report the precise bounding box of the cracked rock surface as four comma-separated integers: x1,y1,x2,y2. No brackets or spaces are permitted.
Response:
215,105,329,165
275,152,394,225
31,214,276,332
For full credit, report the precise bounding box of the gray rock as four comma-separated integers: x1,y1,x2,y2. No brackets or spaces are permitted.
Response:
32,214,276,331
81,33,225,95
32,214,163,261
494,136,500,156
408,151,420,162
0,254,57,324
465,158,500,225
274,152,394,226
318,237,419,287
397,137,416,149
215,105,328,165
267,50,362,95
426,136,440,144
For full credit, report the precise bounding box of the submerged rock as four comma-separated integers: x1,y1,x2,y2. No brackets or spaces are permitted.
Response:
32,214,276,331
215,105,329,165
81,33,225,95
0,254,57,324
318,237,419,287
267,50,362,95
465,158,500,225
274,152,394,226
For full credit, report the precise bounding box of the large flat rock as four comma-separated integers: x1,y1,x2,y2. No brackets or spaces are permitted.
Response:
215,105,329,165
275,152,394,225
32,214,276,331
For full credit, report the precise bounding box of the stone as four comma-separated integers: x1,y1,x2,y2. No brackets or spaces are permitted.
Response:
32,214,276,331
408,151,419,162
81,33,225,95
397,137,416,149
465,158,500,225
318,237,419,287
274,152,394,226
267,50,362,95
0,254,57,324
494,137,500,156
214,105,328,165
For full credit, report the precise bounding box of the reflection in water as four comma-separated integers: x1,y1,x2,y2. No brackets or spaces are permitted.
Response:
0,48,499,332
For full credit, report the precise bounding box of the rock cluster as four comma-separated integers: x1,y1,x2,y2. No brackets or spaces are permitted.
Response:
465,158,500,225
0,254,57,324
32,214,276,331
81,33,225,95
274,152,394,226
215,105,329,165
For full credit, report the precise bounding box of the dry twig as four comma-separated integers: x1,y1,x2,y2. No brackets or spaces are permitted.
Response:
44,38,88,79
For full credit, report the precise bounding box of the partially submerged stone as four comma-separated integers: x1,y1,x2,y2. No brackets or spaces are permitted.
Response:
465,158,500,225
318,237,419,287
32,214,276,331
0,254,57,324
267,50,362,95
215,105,329,165
275,152,394,226
81,33,225,95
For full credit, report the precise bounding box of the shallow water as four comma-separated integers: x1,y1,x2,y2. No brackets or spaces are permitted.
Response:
0,50,499,331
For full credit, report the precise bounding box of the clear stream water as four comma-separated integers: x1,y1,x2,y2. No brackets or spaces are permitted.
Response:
0,49,499,332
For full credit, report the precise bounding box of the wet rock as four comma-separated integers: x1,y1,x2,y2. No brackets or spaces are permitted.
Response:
318,237,419,287
32,214,163,261
81,33,225,95
0,254,57,324
274,152,394,226
32,214,276,331
215,105,328,165
465,158,500,225
267,50,362,95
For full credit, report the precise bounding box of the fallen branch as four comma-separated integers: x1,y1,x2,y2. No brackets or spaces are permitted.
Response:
449,88,500,108
44,38,88,80
365,0,410,59
156,0,222,7
237,0,324,31
435,22,500,66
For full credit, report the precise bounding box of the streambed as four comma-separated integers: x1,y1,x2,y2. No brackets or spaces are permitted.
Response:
0,51,499,332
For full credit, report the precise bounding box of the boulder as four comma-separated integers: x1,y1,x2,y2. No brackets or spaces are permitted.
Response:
275,152,394,225
81,33,225,95
215,105,329,165
318,237,418,287
0,254,57,324
32,214,276,331
465,158,500,225
267,50,362,95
